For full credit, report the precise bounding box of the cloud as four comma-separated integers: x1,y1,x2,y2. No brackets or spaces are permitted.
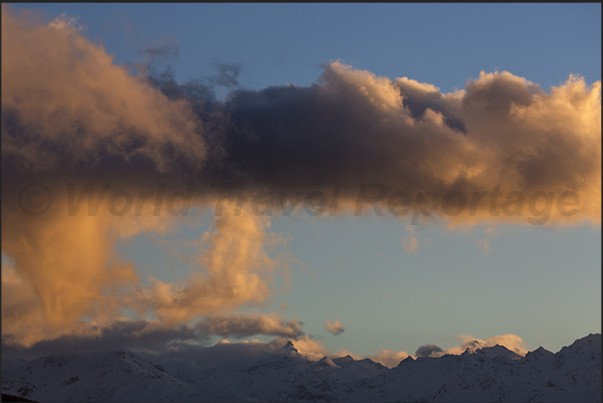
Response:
195,313,303,339
368,349,410,368
401,225,428,254
0,208,145,346
128,205,283,326
1,325,530,369
326,319,345,335
3,6,601,227
145,337,328,370
1,313,303,360
483,227,496,237
289,336,330,361
1,8,205,173
210,62,242,88
415,343,444,357
208,62,600,225
1,319,203,360
401,235,419,254
0,197,288,347
474,239,492,253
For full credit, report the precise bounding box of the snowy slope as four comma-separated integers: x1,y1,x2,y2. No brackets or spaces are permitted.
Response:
1,350,246,402
2,334,600,402
347,333,601,402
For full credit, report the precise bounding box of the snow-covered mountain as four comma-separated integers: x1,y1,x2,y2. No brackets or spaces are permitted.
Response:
2,334,600,402
348,334,601,402
1,350,246,402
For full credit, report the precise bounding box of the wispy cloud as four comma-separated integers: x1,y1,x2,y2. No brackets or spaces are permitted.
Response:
474,239,492,253
401,225,429,254
326,319,345,336
401,235,420,254
209,62,242,88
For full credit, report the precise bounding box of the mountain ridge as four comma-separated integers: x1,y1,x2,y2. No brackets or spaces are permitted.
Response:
2,334,600,402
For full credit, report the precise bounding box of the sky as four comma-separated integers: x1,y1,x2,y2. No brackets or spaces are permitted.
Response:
1,4,601,364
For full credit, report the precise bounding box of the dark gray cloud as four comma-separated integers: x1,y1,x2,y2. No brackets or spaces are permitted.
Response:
415,343,444,357
195,314,304,339
0,320,205,360
0,315,303,360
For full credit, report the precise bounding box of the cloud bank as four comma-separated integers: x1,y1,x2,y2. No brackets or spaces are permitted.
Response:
4,6,600,225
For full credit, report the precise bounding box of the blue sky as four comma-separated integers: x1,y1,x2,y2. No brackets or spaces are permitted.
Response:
6,3,601,356
14,3,601,92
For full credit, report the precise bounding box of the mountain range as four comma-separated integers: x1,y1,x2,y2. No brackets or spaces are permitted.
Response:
2,333,600,402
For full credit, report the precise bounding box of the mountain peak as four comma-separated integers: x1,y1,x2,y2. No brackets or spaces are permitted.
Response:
332,355,354,365
396,355,415,367
316,356,340,368
276,340,299,355
558,333,602,357
477,344,523,360
523,346,554,362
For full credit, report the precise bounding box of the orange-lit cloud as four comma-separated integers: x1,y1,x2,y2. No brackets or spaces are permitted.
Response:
1,196,288,347
368,349,411,368
401,235,420,254
326,319,345,335
289,336,330,361
128,206,281,326
1,8,205,172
